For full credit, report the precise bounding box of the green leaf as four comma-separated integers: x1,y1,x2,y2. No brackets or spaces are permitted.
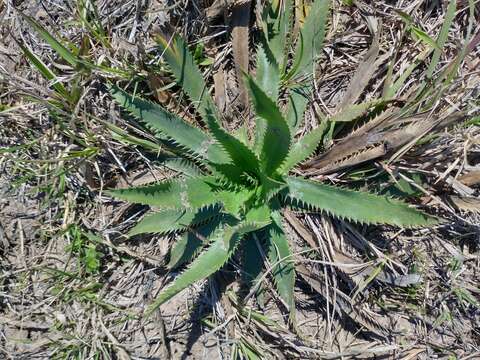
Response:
255,44,280,102
242,233,265,294
285,176,438,227
155,34,217,121
233,125,250,146
395,10,414,24
150,226,238,313
210,163,252,188
410,26,440,49
427,0,456,78
245,76,291,175
285,85,310,131
394,10,440,50
15,40,70,99
204,105,261,175
129,206,222,236
238,339,263,360
20,12,127,77
259,173,288,200
466,116,480,126
283,31,305,83
293,0,330,78
108,177,219,210
160,157,204,177
404,0,459,105
245,204,272,226
217,188,254,218
381,173,424,199
146,221,266,315
77,0,110,48
280,121,328,173
168,216,229,269
266,0,293,72
84,244,101,274
253,44,281,153
20,13,79,67
110,86,229,164
168,231,204,270
265,211,295,311
99,118,165,152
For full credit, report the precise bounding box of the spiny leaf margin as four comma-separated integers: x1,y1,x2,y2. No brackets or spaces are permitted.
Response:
284,176,438,227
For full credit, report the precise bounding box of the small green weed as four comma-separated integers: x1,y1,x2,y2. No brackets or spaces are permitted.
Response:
66,225,102,275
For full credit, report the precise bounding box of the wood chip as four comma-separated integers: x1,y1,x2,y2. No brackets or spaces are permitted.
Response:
458,170,480,186
449,196,480,213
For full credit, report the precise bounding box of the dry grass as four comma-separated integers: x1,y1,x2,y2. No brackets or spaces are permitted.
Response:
1,0,480,359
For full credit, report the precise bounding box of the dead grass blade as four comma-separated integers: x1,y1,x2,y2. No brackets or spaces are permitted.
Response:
458,171,480,186
337,19,380,110
213,67,227,113
305,111,466,175
231,0,252,110
449,196,480,213
296,263,390,337
206,0,234,20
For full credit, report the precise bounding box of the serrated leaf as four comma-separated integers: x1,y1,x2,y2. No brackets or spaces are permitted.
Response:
285,176,438,227
110,86,229,164
160,157,204,177
245,204,272,226
245,76,291,175
155,34,217,121
204,105,261,175
280,121,328,173
146,221,267,315
255,44,280,102
147,226,238,314
210,163,253,189
168,215,231,269
108,176,219,210
259,173,288,200
265,211,295,311
217,188,254,218
129,206,222,236
253,44,280,154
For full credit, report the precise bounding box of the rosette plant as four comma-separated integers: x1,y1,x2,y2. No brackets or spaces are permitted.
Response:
110,0,436,315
